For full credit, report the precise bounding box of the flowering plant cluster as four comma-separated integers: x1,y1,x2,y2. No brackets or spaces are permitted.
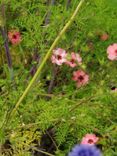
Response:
51,43,117,89
51,48,89,88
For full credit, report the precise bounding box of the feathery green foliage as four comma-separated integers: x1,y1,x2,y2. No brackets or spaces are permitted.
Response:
0,0,117,156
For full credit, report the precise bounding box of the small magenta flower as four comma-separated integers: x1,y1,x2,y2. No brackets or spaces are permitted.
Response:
51,48,67,65
66,52,82,68
68,145,102,156
72,70,89,88
8,30,21,45
81,134,99,145
107,43,117,61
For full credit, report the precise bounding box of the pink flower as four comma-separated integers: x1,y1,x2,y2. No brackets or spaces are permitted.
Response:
8,30,21,45
72,70,89,88
100,33,109,41
81,134,99,145
51,48,67,65
107,43,117,61
66,52,82,68
112,88,117,92
111,87,117,92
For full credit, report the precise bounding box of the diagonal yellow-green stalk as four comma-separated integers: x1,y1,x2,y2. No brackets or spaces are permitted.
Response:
5,0,85,125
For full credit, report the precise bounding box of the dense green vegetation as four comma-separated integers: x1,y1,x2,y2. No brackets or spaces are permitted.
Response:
0,0,117,155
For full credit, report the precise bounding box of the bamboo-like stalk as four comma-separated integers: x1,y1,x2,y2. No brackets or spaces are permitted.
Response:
2,0,85,127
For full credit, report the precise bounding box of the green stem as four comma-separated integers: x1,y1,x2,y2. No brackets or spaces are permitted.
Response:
31,147,55,156
4,0,85,126
0,3,14,80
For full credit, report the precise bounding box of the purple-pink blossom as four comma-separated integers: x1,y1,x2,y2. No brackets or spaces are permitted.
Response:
51,48,67,65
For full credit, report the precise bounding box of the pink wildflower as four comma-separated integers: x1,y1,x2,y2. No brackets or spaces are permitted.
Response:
51,48,67,65
81,134,99,145
8,30,21,45
111,87,117,92
66,52,82,68
100,33,109,41
72,70,89,88
112,88,117,92
107,43,117,61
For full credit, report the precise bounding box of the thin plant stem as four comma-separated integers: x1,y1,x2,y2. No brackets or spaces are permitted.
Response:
45,0,55,25
37,93,54,97
2,0,85,128
1,27,14,80
0,3,13,80
31,147,55,156
46,130,58,150
0,28,12,68
47,65,58,100
66,0,71,9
